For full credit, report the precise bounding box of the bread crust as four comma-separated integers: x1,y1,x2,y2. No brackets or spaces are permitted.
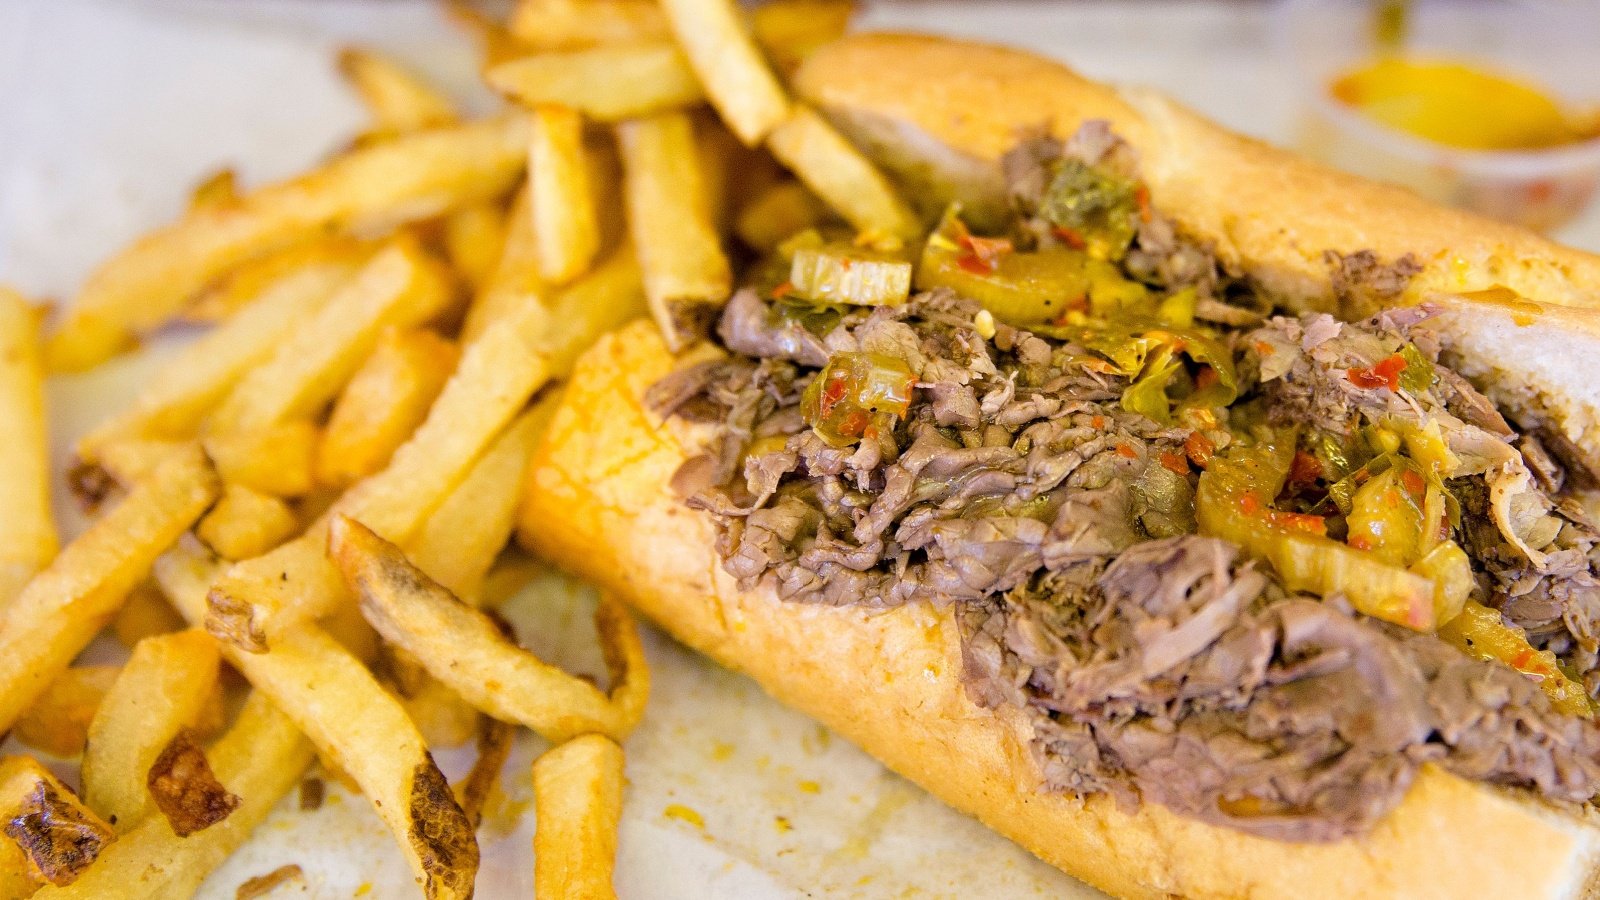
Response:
520,321,1600,900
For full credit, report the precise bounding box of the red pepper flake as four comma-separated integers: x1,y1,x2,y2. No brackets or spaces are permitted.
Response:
1348,534,1374,551
1401,469,1426,497
1239,494,1261,515
1090,415,1106,430
1160,450,1190,475
1052,226,1087,250
818,370,848,417
1194,365,1219,392
1347,353,1408,391
1252,340,1274,355
1116,443,1138,459
1265,510,1328,536
1134,183,1152,222
771,281,794,300
837,409,869,438
1289,451,1323,487
1184,431,1216,469
1512,648,1536,670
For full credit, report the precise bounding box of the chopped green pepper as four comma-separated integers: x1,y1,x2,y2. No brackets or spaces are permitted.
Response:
800,352,917,447
1440,600,1593,718
790,242,914,307
1038,158,1143,261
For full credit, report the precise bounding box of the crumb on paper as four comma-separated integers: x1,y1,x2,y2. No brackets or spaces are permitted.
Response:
709,741,734,762
354,883,373,897
797,780,821,795
298,778,324,812
775,816,792,833
234,863,304,899
663,804,705,830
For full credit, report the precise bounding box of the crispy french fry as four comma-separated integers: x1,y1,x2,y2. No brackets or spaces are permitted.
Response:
458,715,515,828
197,484,301,561
530,105,601,283
338,47,459,139
751,0,855,75
446,0,532,67
0,289,56,605
765,104,920,239
656,0,790,145
0,445,218,735
11,665,120,758
82,629,222,831
155,543,479,900
0,755,115,887
180,237,371,325
31,691,315,900
486,45,705,123
46,113,528,372
75,252,361,461
535,245,647,376
187,167,240,213
317,328,460,489
533,734,624,900
480,551,547,609
386,647,481,749
334,517,648,742
204,420,319,498
443,201,510,289
205,313,553,649
510,0,669,48
462,182,547,343
206,238,454,439
617,113,730,350
113,580,187,648
735,179,831,251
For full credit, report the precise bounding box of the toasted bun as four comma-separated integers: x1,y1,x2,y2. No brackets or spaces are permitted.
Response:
793,33,1600,475
521,322,1600,899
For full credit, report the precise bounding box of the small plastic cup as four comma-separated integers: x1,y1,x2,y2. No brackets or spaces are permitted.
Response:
1273,0,1600,232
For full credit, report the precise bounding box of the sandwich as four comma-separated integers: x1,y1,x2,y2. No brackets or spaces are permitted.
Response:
518,33,1600,898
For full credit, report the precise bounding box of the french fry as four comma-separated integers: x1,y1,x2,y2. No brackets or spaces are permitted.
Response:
206,313,553,649
145,728,240,837
462,182,547,343
486,45,705,123
81,629,222,831
656,0,790,145
113,581,187,647
617,113,730,351
75,252,361,461
317,327,460,489
751,0,855,75
156,542,480,900
0,288,56,605
735,179,832,251
205,238,454,439
203,420,320,499
533,734,625,900
187,167,240,213
443,201,510,289
0,445,218,735
180,237,371,325
338,47,459,139
445,0,532,67
536,245,647,376
196,484,301,561
0,755,115,887
11,665,120,758
334,517,649,742
530,105,601,283
385,647,480,749
457,715,515,828
765,104,921,239
510,0,669,49
30,692,315,900
46,113,528,372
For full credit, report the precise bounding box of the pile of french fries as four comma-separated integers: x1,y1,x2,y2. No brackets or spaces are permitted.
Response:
0,0,920,895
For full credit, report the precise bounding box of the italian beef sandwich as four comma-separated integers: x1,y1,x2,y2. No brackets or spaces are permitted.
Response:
520,33,1600,898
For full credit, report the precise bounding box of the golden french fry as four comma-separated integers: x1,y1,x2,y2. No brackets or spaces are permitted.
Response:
338,47,459,139
112,581,187,648
530,105,601,283
180,237,371,325
334,516,648,742
46,113,528,372
31,691,315,900
11,665,120,758
155,542,479,900
535,245,647,376
617,112,731,351
0,289,56,605
751,0,855,75
196,484,301,561
317,327,460,489
486,45,705,123
765,104,921,239
385,646,481,749
533,734,624,900
0,445,218,735
187,167,240,213
81,629,222,831
206,238,454,439
76,253,361,461
446,0,532,67
443,201,509,289
203,420,319,499
458,715,515,828
735,179,831,251
510,0,669,48
0,755,115,887
462,181,547,343
656,0,790,145
205,314,553,649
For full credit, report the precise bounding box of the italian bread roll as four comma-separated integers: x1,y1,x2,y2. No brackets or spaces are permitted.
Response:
520,33,1600,899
